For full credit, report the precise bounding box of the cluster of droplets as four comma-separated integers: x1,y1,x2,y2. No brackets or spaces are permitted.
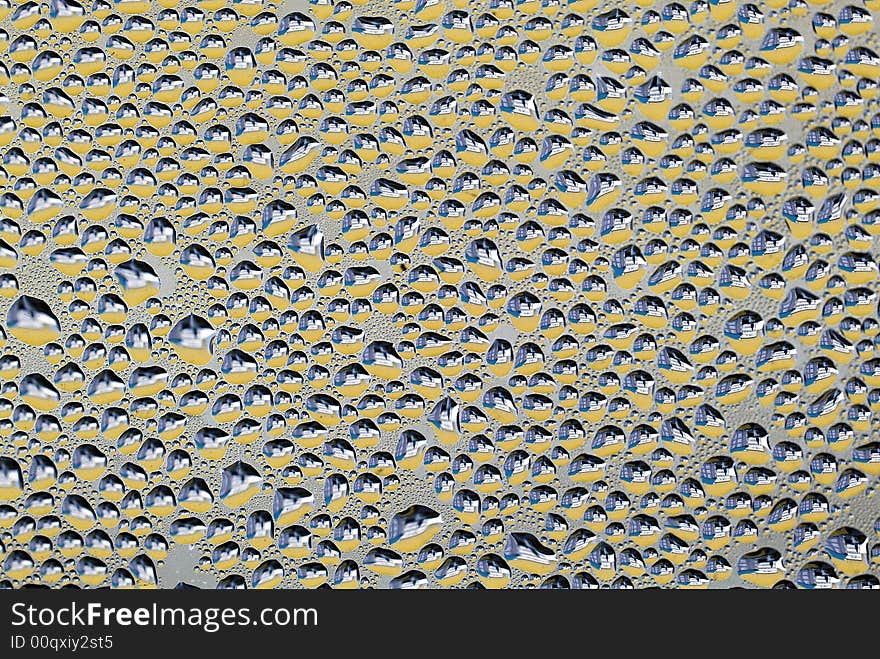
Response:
0,0,878,589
